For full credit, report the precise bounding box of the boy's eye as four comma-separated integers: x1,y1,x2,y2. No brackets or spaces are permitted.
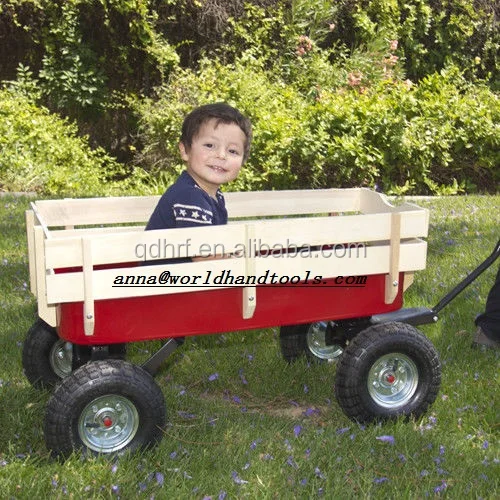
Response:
229,149,241,155
203,143,214,149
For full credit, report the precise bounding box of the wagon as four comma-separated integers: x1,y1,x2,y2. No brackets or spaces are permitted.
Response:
24,187,442,457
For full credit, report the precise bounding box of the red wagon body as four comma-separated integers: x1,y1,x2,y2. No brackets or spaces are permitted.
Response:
58,273,404,344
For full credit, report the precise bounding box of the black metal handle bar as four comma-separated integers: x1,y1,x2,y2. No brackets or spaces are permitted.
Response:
371,239,500,327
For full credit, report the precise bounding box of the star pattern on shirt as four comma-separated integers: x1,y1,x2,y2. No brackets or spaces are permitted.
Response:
173,203,213,224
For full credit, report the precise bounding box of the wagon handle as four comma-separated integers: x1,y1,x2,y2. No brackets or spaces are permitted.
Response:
371,239,500,328
432,238,500,314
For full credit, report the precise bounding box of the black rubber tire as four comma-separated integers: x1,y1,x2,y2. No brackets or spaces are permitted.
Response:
280,322,345,363
44,359,166,457
22,318,71,389
335,322,441,423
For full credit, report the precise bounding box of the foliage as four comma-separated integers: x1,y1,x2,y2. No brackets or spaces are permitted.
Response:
0,0,179,158
0,88,142,196
137,59,499,195
0,0,498,195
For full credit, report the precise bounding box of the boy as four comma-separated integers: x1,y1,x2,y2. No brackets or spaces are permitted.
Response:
146,102,252,237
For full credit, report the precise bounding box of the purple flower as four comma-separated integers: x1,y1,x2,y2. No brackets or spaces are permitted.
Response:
208,373,219,382
482,441,489,449
218,491,227,500
374,477,389,484
250,439,260,450
315,467,326,480
170,451,178,459
433,480,447,493
376,435,395,445
286,456,299,469
439,445,445,455
156,472,165,486
294,425,302,437
232,395,242,404
238,369,248,385
111,485,120,495
231,471,248,485
303,385,309,393
304,407,319,417
300,478,308,486
336,427,350,435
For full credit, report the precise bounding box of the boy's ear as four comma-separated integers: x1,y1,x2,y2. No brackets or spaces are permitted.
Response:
179,142,189,161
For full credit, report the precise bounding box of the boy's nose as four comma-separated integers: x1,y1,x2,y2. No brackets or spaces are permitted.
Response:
216,150,227,160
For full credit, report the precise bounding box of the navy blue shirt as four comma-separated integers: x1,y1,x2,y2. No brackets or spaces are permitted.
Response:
144,171,227,264
146,171,228,230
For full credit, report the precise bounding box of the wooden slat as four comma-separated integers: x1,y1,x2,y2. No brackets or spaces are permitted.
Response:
224,188,362,217
45,239,427,304
31,188,429,230
44,210,428,269
32,188,366,228
50,226,145,238
33,196,160,227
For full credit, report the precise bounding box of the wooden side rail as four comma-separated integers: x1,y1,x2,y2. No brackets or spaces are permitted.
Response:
30,188,423,228
27,188,430,331
42,210,428,269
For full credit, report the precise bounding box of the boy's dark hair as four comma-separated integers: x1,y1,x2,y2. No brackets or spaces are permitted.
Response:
180,102,252,162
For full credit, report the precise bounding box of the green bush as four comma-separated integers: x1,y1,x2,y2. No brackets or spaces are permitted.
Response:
136,60,499,195
0,88,142,196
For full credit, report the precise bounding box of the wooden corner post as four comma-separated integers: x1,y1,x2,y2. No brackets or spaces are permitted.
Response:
385,212,402,304
242,224,257,319
82,237,95,335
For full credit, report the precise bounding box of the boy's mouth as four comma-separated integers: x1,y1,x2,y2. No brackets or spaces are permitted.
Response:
208,165,227,173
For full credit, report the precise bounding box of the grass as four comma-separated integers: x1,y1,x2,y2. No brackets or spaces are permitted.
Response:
0,193,499,499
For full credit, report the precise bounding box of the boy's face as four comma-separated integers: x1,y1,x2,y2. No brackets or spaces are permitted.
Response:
179,118,246,198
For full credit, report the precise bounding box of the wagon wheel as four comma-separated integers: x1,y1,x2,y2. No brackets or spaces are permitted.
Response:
335,322,441,423
279,321,347,363
22,318,127,389
44,359,166,457
22,318,73,389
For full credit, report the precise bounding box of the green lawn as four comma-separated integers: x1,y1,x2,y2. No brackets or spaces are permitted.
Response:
0,194,498,499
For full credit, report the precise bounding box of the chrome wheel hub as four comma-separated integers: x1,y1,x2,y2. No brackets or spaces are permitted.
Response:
49,340,73,379
78,395,139,453
367,353,419,409
307,322,344,361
